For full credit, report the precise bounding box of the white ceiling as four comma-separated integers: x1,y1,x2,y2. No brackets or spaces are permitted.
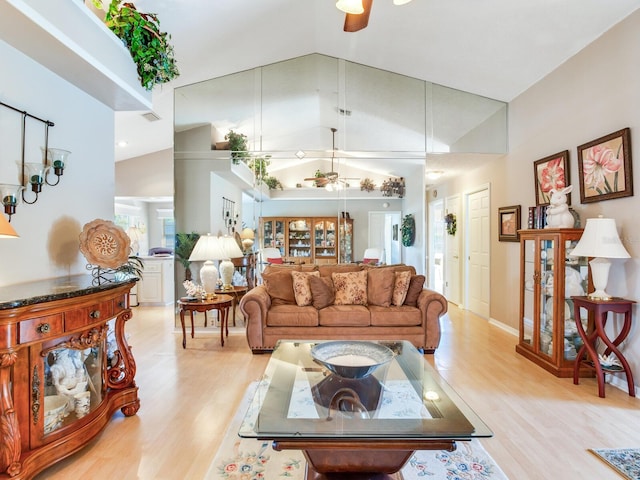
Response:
114,0,640,172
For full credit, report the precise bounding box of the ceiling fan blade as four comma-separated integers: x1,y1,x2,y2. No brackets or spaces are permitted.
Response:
344,0,372,32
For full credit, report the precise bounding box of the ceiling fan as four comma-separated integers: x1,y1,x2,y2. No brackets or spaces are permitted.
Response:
338,0,413,33
304,128,357,189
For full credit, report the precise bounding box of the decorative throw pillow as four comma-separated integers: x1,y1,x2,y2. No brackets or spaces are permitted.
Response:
404,275,425,306
362,258,378,264
367,268,395,307
291,270,320,306
332,270,368,305
309,276,335,309
262,270,295,305
267,257,283,264
392,270,412,306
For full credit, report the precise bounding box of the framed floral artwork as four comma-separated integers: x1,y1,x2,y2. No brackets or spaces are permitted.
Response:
533,151,570,206
498,205,521,242
577,128,633,203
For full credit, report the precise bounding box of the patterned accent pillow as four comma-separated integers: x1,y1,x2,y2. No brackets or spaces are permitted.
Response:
308,276,335,309
291,271,320,306
332,270,368,305
404,275,426,306
392,270,412,306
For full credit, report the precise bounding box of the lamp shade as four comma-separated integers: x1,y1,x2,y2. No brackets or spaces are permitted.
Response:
188,234,225,262
240,227,255,240
0,214,18,238
570,217,630,300
218,235,244,290
393,0,413,5
570,218,630,259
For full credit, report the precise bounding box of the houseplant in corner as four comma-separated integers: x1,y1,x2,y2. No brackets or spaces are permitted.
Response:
93,0,179,90
225,130,250,164
174,232,199,281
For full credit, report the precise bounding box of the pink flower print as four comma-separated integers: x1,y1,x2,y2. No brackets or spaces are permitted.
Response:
540,158,565,194
583,145,623,193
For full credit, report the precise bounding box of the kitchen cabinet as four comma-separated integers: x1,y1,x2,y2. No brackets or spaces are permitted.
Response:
138,256,174,305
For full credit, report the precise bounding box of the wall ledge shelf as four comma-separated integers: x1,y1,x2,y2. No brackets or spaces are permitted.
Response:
0,0,152,111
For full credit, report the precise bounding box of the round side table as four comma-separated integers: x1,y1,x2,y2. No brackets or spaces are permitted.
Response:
178,295,233,348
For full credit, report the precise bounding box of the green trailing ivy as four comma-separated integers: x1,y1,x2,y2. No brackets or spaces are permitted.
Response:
444,213,457,236
94,0,179,90
401,214,415,247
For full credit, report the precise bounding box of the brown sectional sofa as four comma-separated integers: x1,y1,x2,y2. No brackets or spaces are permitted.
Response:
239,263,448,354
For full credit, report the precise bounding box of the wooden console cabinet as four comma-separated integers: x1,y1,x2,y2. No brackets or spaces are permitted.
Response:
0,275,138,479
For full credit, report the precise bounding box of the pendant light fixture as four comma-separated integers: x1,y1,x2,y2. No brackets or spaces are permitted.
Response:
336,0,364,14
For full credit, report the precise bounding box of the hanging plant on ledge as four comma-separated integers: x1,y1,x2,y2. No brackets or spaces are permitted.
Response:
94,0,180,91
444,213,457,236
360,178,376,192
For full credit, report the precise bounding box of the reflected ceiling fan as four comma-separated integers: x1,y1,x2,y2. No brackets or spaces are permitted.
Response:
304,128,358,190
337,0,413,33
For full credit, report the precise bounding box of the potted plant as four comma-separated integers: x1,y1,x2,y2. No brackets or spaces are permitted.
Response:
174,232,200,281
225,130,250,164
93,0,179,91
314,169,326,187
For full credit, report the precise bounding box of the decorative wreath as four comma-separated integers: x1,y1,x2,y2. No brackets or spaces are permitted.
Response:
444,213,457,236
401,214,415,247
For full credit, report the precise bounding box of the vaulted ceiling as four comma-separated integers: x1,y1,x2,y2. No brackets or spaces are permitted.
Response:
115,0,640,183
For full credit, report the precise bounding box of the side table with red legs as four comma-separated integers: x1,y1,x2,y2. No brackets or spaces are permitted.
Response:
572,296,636,398
178,295,233,348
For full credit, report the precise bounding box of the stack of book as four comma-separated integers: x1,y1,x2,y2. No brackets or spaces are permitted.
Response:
527,205,547,229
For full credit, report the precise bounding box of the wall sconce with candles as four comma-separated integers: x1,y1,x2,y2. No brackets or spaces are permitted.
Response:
0,100,70,221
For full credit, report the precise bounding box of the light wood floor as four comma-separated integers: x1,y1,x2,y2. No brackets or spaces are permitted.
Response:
35,303,640,479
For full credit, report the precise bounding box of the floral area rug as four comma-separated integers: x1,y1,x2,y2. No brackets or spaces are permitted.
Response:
590,448,640,480
205,382,509,480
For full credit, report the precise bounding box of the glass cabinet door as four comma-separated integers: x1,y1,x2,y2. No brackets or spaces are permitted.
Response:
262,219,285,255
538,237,556,359
314,219,336,259
521,238,535,347
288,219,311,259
563,238,589,361
42,341,104,436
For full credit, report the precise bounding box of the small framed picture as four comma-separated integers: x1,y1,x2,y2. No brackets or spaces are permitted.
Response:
498,205,521,242
533,151,570,206
577,128,633,203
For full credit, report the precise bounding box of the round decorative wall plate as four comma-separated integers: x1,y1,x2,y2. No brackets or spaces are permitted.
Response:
79,219,131,269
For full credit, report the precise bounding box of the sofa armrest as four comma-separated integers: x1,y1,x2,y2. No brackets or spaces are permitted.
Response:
417,288,448,353
239,285,271,352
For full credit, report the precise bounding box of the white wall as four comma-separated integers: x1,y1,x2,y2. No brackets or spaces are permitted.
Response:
0,39,114,286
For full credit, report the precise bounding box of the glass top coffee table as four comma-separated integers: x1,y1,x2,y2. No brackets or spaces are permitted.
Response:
239,340,492,479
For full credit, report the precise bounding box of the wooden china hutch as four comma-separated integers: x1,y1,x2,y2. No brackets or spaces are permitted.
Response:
260,216,354,264
0,275,138,479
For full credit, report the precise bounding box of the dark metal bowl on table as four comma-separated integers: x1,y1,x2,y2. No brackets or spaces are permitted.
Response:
310,340,394,379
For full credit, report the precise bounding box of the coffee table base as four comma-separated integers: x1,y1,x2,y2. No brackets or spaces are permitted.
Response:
305,465,402,479
274,440,457,479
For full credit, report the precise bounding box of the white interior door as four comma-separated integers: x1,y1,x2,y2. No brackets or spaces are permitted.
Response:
465,186,490,318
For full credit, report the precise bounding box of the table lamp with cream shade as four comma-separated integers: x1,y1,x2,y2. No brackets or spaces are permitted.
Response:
240,227,255,253
218,235,244,290
0,215,18,238
188,234,225,298
569,217,630,300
